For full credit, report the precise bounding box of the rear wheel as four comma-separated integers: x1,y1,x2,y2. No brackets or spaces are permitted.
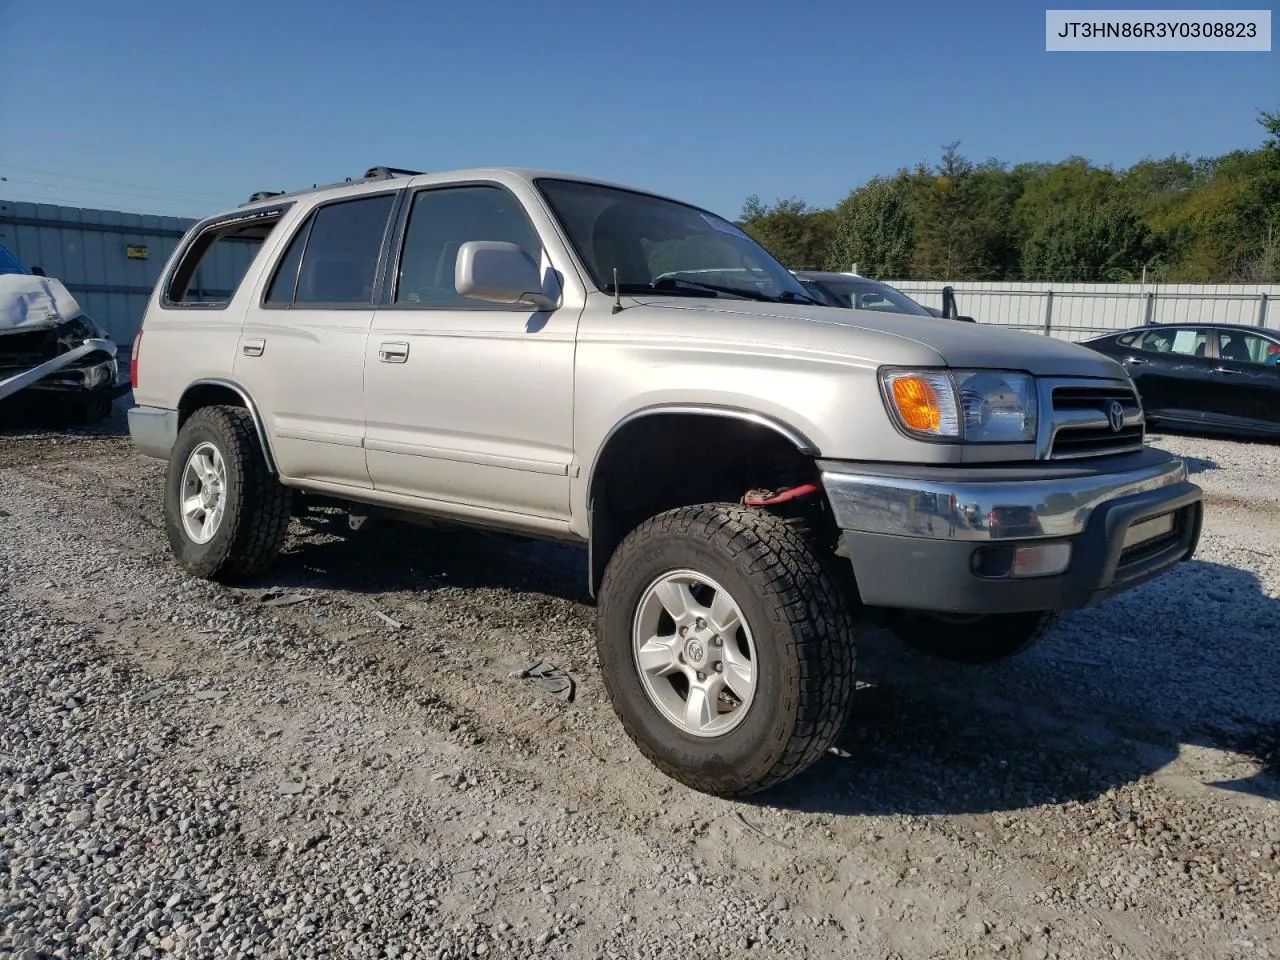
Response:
596,503,857,797
889,610,1061,663
163,405,291,582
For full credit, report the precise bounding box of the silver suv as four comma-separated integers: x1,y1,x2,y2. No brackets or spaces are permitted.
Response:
128,165,1204,796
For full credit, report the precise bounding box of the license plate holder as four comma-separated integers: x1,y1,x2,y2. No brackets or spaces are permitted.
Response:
1123,511,1175,550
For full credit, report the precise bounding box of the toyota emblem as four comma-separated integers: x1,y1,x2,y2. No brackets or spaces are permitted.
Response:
1107,400,1125,432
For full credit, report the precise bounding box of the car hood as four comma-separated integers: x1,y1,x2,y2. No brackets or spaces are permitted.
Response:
625,296,1129,380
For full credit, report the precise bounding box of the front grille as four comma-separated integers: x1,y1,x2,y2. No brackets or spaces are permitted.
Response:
1047,384,1144,460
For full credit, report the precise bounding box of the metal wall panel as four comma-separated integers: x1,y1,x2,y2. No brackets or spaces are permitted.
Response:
0,198,215,345
886,280,1279,341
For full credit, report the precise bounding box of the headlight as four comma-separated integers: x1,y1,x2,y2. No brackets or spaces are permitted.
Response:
879,368,1037,443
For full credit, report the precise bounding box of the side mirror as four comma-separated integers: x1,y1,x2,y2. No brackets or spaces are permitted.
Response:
455,241,555,311
30,265,46,277
957,315,977,323
941,285,956,319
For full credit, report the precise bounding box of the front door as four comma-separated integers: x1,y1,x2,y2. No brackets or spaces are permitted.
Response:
1123,326,1217,423
363,183,577,522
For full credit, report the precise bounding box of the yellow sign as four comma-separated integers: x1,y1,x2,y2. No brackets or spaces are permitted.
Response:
126,245,149,260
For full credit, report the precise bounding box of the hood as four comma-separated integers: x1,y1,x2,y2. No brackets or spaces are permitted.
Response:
0,274,84,333
625,295,1128,380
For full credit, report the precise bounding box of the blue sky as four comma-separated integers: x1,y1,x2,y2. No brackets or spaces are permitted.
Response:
0,0,1275,221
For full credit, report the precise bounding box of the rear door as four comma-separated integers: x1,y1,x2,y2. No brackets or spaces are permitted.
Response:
234,190,400,487
1205,328,1280,431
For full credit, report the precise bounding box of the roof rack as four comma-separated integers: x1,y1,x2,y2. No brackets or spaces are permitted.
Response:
240,165,425,207
363,166,424,179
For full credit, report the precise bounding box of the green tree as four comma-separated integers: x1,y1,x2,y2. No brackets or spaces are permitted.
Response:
1022,199,1153,281
737,196,836,268
908,143,1015,280
731,104,1280,285
824,176,916,276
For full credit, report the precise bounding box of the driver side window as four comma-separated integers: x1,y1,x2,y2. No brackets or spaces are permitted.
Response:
394,185,542,308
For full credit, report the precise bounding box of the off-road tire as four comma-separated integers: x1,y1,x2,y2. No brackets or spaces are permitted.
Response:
164,405,290,582
890,610,1061,663
596,503,858,797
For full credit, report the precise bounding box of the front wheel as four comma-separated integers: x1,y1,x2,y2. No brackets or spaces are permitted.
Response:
596,503,858,797
889,610,1061,663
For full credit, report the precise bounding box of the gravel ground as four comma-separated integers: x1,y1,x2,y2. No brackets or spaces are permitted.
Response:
1,403,1277,960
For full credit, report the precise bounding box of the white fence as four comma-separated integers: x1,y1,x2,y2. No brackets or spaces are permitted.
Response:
880,281,1280,342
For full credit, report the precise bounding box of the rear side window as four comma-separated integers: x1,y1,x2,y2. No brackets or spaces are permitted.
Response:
289,194,395,306
165,210,284,307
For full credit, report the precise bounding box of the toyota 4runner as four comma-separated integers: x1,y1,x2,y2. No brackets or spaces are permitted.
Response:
128,166,1204,796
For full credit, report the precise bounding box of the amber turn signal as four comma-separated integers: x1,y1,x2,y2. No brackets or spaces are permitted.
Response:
891,376,942,432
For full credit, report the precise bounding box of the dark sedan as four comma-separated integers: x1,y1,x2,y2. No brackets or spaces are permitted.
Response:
1082,322,1280,439
793,271,977,322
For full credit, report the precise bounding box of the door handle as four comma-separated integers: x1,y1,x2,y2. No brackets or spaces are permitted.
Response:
378,341,409,363
242,338,265,357
1123,356,1146,365
1211,367,1239,375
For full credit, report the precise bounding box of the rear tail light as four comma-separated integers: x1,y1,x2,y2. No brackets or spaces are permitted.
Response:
130,330,142,388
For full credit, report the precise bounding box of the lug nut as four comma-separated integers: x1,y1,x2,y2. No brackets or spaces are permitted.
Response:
679,626,688,637
695,618,706,630
711,636,722,646
714,662,723,673
697,671,706,681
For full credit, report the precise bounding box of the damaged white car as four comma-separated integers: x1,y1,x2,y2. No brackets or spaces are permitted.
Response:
0,272,129,422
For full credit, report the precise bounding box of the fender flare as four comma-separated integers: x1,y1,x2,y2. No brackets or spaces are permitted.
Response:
584,403,821,597
585,403,820,507
179,378,280,474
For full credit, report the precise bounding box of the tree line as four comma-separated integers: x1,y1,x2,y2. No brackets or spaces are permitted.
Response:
736,109,1280,284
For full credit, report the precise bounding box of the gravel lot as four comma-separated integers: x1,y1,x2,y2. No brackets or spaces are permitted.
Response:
1,402,1277,960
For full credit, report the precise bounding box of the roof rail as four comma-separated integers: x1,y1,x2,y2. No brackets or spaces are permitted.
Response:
240,166,425,208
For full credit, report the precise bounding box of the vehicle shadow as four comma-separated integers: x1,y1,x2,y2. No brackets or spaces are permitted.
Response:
270,504,592,605
1150,425,1278,448
759,557,1279,815
0,395,131,437
268,511,1277,816
1180,455,1219,475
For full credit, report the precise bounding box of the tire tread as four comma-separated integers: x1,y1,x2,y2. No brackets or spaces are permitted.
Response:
598,503,857,796
165,405,290,582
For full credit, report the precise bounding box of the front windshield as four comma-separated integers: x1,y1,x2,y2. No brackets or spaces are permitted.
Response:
535,178,816,304
809,278,933,317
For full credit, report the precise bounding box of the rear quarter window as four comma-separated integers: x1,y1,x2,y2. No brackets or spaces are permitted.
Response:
164,209,287,308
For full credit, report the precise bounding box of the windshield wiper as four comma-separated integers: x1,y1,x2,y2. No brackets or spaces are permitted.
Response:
651,277,772,301
609,277,822,305
657,277,822,305
774,289,821,305
608,281,718,299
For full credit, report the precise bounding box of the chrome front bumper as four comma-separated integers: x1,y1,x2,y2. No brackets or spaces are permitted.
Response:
819,449,1188,543
817,447,1204,614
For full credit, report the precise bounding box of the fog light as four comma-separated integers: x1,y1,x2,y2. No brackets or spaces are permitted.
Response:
1011,542,1072,578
